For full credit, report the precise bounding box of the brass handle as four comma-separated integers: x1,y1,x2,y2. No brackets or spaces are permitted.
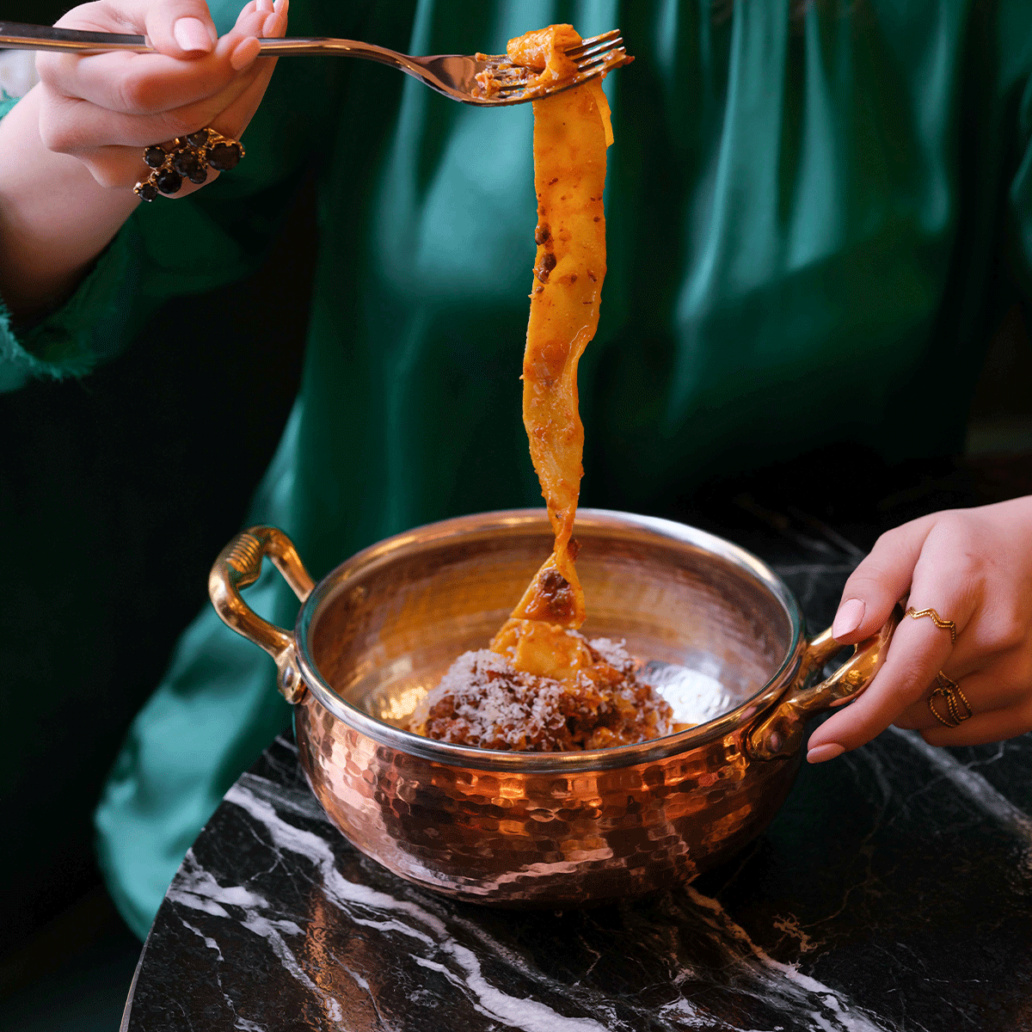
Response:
208,526,315,703
745,604,903,760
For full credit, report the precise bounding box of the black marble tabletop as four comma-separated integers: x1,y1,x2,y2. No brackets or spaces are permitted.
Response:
121,459,1032,1032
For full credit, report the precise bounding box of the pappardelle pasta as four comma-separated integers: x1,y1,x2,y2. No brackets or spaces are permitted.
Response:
412,26,676,751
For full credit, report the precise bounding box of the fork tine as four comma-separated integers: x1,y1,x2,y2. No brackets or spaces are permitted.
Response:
573,42,625,71
574,47,628,75
563,29,622,58
494,52,628,94
487,28,630,101
472,30,621,70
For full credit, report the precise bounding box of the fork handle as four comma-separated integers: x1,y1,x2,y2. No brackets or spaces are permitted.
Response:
0,21,148,52
251,37,418,64
0,21,412,65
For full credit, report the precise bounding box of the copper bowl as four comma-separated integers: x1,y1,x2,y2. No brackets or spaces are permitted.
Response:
209,510,895,906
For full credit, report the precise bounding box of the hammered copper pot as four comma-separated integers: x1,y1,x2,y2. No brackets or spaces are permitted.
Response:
209,510,896,907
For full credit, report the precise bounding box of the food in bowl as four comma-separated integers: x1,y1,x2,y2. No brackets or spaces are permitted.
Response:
410,635,674,750
414,27,676,750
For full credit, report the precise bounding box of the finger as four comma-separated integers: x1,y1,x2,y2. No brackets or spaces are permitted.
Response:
41,39,241,116
812,562,975,755
57,0,220,57
261,9,287,38
41,0,284,189
921,700,1032,747
49,32,282,191
232,0,273,37
227,0,291,64
894,660,1030,731
177,35,279,161
87,40,278,191
40,53,268,153
137,0,219,57
809,536,981,759
831,518,936,644
194,6,283,126
226,0,276,69
135,57,278,196
39,0,274,111
78,144,164,190
807,611,957,759
218,34,282,123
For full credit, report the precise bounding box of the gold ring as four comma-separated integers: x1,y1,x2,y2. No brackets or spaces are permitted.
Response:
906,606,957,645
134,128,245,202
928,672,972,728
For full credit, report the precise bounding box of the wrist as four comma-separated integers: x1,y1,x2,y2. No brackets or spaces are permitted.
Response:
0,86,138,320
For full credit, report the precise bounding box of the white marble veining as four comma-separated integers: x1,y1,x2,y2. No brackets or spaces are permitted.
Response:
125,704,1032,1032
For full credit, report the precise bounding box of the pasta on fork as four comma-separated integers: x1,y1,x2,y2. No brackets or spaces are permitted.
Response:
412,26,678,752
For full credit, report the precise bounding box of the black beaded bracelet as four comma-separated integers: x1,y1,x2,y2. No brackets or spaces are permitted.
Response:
134,128,245,202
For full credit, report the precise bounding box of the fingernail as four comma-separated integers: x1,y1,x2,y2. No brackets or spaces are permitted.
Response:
174,17,214,53
230,36,262,70
807,743,846,764
274,0,289,15
833,598,865,639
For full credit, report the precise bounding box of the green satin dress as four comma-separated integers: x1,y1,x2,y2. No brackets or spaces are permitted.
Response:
3,0,1032,938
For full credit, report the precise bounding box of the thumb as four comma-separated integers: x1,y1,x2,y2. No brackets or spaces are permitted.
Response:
831,518,933,643
141,0,219,57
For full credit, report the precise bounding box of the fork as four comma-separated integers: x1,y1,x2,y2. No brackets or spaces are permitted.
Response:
0,22,631,106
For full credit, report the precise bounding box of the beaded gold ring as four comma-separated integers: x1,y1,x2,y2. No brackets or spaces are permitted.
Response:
134,128,245,202
928,672,972,728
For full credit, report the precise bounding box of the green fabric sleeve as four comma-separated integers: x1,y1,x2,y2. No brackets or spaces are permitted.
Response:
0,217,145,392
0,187,285,393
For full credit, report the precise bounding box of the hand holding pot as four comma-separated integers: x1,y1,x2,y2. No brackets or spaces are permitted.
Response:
808,495,1032,760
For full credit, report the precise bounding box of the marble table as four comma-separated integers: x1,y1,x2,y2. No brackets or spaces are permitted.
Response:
121,465,1032,1032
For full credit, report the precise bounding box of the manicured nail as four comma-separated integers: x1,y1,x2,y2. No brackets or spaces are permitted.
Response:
274,0,289,15
807,743,845,764
230,36,262,70
174,17,214,53
833,597,865,639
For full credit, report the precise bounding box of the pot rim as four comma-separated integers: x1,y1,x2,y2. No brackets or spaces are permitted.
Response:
294,508,805,773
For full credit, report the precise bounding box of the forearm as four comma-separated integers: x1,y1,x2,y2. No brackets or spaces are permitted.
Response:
0,85,137,321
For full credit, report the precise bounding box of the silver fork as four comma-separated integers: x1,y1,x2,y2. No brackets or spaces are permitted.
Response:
0,22,631,106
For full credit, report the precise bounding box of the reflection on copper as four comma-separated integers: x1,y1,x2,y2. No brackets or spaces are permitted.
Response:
297,890,376,1030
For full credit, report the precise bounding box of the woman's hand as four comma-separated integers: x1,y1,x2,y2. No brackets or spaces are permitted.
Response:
35,0,287,194
0,0,287,318
806,496,1032,762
